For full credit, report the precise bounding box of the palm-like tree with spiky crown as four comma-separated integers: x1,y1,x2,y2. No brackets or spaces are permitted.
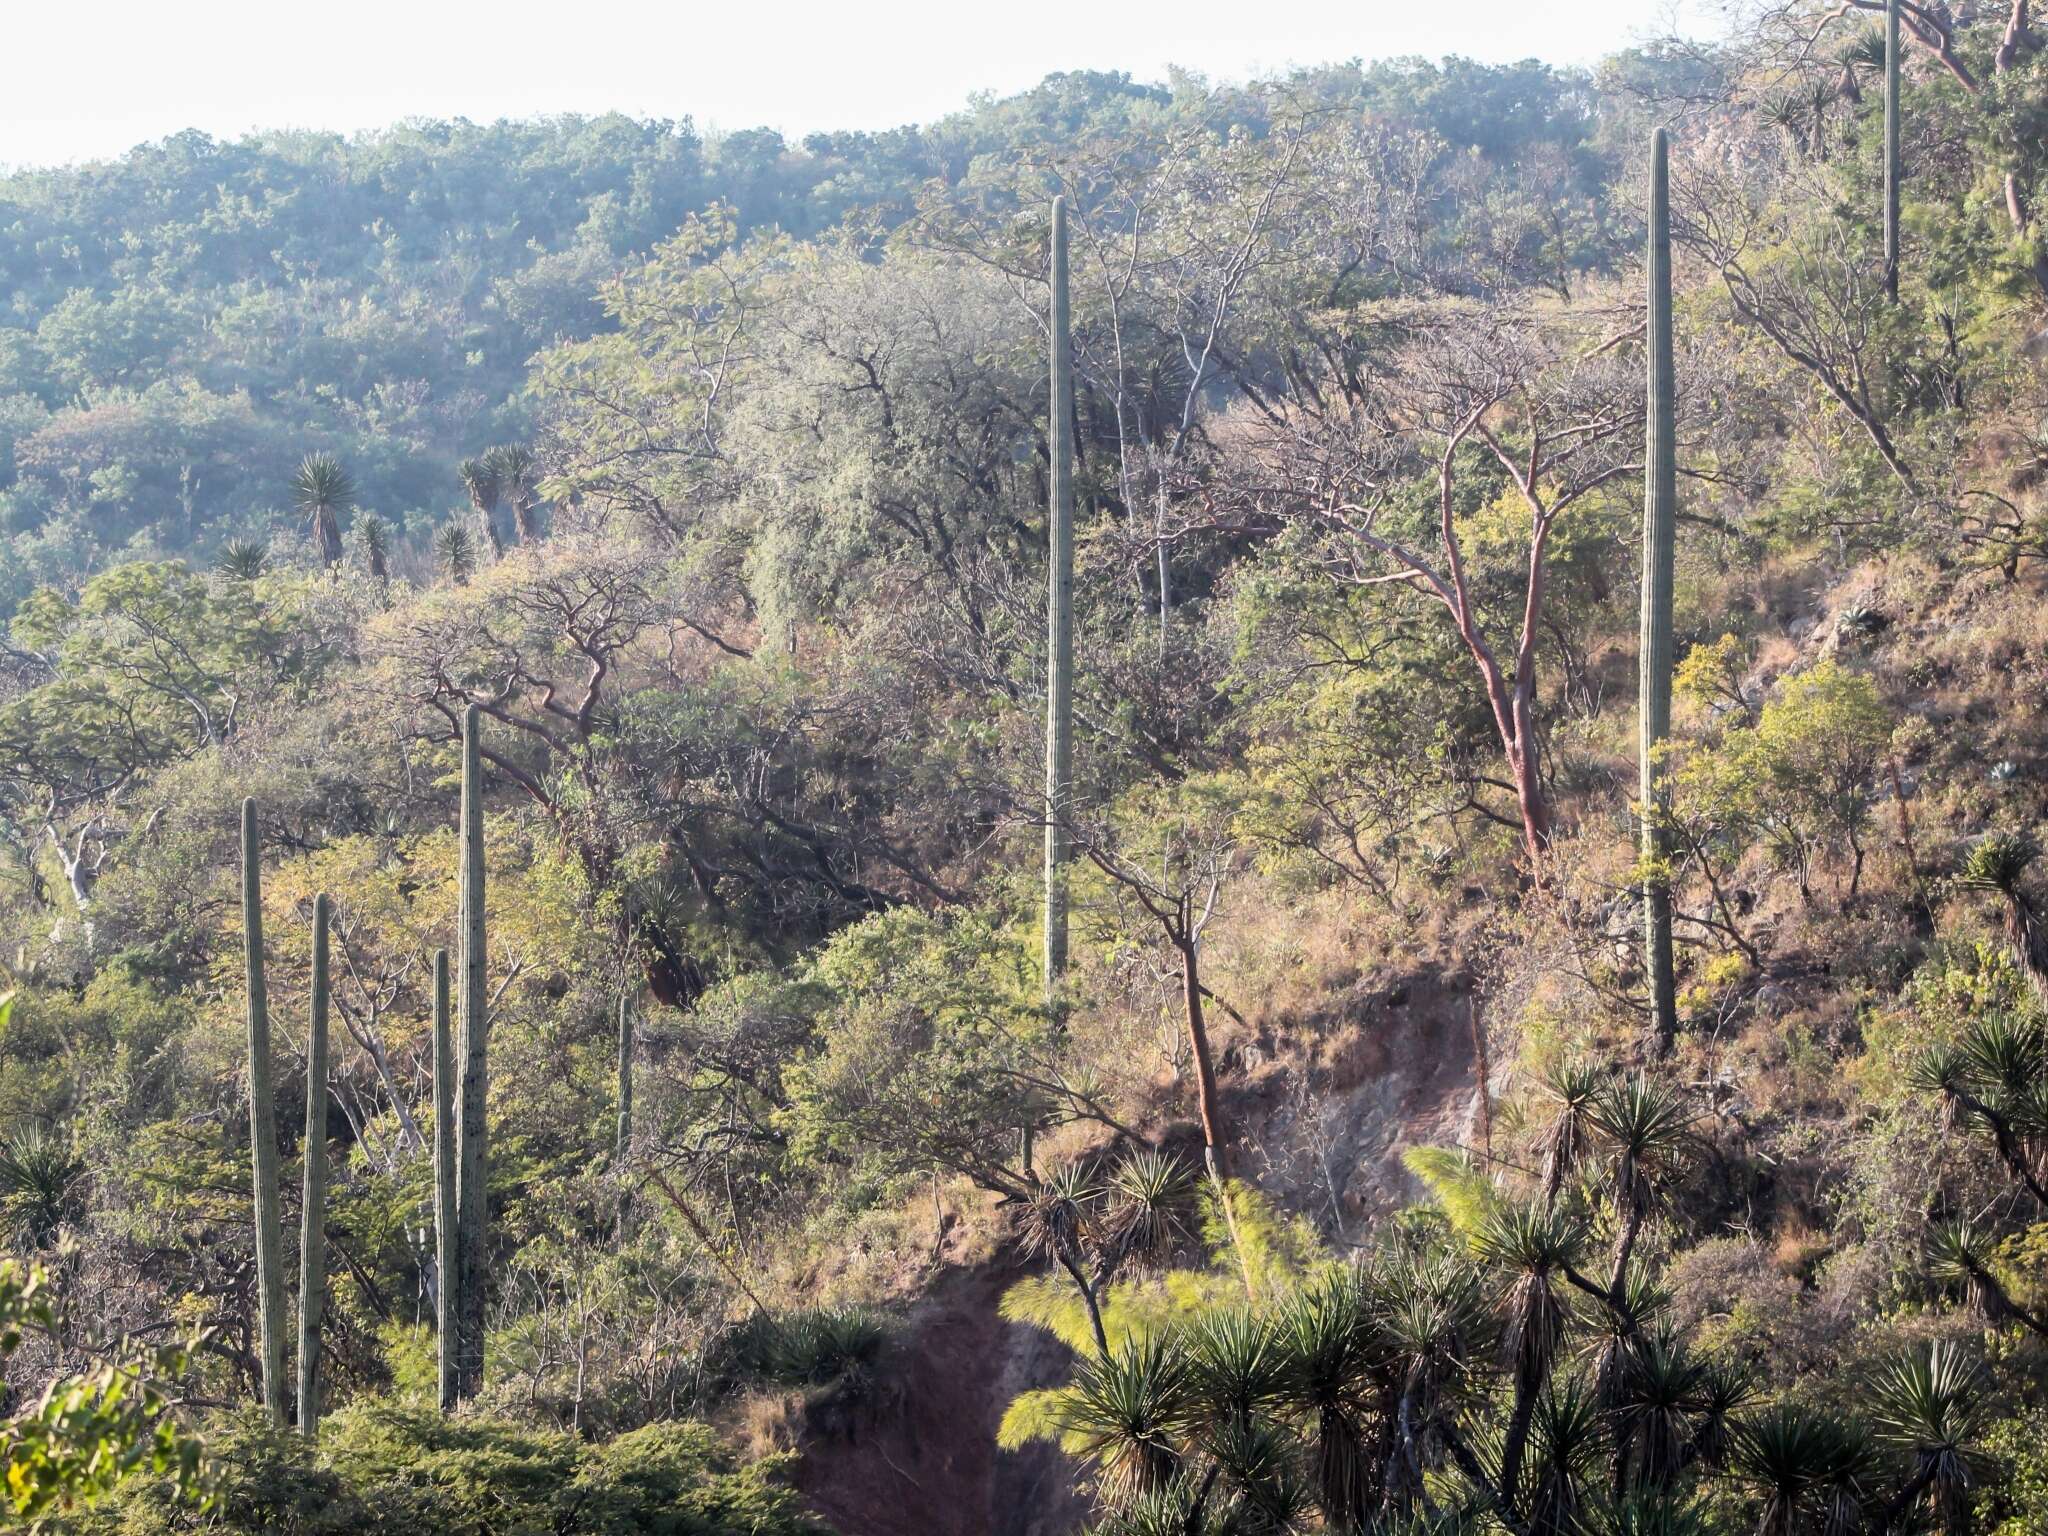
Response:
459,456,505,559
435,524,476,587
290,454,352,570
1958,832,2048,1003
217,540,269,582
490,444,542,543
1870,1342,1984,1534
1474,1200,1588,1499
354,514,390,586
1730,1404,1875,1536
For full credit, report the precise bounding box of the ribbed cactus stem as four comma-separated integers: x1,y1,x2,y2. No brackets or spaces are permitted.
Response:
241,798,287,1425
1883,0,1901,301
615,990,633,1160
432,948,457,1412
1642,129,1679,1055
454,705,489,1399
1043,193,1074,1002
297,892,330,1435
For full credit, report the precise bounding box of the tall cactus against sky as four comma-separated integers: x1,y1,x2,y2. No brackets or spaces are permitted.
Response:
241,798,288,1425
1043,193,1074,1001
1642,129,1679,1054
297,893,331,1435
454,706,489,1399
1883,0,1901,301
432,947,457,1412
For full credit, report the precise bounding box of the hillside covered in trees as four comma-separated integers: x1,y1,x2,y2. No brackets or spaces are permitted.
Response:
6,4,2048,1533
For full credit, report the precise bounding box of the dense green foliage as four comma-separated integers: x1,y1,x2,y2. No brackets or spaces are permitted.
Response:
6,5,2048,1531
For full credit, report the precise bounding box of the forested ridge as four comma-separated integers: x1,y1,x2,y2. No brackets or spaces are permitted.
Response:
6,5,2048,1533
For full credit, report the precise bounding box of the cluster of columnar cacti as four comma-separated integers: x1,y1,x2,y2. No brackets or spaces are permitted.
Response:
453,705,490,1400
244,715,490,1423
297,894,330,1435
1044,194,1074,1001
242,802,332,1431
1642,130,1679,1054
1884,0,1902,301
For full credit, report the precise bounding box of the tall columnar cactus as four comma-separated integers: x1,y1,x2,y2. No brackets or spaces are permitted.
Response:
454,706,489,1399
241,798,288,1425
1043,193,1074,1001
297,893,331,1436
1642,129,1680,1054
431,948,457,1413
1884,0,1901,301
615,990,633,1160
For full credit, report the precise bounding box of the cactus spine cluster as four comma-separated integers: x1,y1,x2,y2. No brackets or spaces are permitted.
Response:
241,798,288,1424
1043,193,1074,1000
1642,129,1679,1054
1883,0,1901,301
432,947,457,1411
297,894,331,1434
454,705,489,1399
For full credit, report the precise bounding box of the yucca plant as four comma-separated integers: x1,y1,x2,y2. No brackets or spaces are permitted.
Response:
354,513,390,586
772,1307,891,1394
1611,1325,1705,1494
217,539,269,581
490,444,542,543
459,456,505,559
1593,1492,1712,1536
434,523,476,587
1474,1201,1588,1496
289,453,352,570
1589,1076,1694,1291
1185,1309,1288,1432
1088,1469,1223,1536
1055,1332,1197,1503
1275,1267,1388,1531
1205,1415,1313,1534
1957,833,2048,1002
1926,1218,2048,1338
1910,1011,2048,1206
1522,1375,1608,1536
1381,1247,1491,1417
0,1126,85,1249
1103,1148,1194,1269
1687,1363,1755,1474
1020,1161,1099,1266
1580,1267,1672,1410
1539,1062,1604,1207
1869,1341,1983,1533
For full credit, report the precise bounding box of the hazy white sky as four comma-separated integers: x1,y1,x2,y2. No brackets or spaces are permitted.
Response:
5,0,1726,170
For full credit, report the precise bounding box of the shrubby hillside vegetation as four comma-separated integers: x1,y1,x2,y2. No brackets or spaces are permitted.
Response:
6,5,2048,1533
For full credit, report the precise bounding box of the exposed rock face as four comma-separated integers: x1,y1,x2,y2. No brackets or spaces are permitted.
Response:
792,1261,1091,1536
1223,967,1488,1229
